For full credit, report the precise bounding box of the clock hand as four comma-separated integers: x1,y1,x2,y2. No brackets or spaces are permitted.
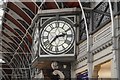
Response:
56,33,66,38
50,36,57,44
50,33,66,44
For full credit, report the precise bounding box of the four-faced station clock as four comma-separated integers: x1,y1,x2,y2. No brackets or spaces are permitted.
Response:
40,18,75,55
32,8,78,79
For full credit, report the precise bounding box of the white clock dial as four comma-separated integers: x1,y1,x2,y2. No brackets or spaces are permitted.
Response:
40,20,75,55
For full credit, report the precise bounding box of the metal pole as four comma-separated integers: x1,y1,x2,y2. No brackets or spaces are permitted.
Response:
108,0,119,79
78,0,92,79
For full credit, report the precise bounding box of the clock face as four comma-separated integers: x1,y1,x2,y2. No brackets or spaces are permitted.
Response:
40,20,75,55
33,27,39,56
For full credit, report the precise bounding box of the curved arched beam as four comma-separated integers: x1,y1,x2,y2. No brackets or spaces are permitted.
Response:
2,56,17,76
8,2,36,44
1,69,10,80
0,2,33,77
2,39,15,51
2,53,13,63
2,31,18,50
4,13,26,34
3,18,31,53
4,11,32,51
2,54,21,77
22,1,38,14
3,20,32,52
3,22,22,41
12,2,34,28
5,3,32,51
5,6,32,34
11,58,28,77
14,1,35,18
1,38,14,52
7,2,31,25
8,62,23,79
11,54,30,78
2,30,29,68
8,55,27,76
3,53,19,68
0,44,10,52
1,36,15,52
2,29,22,51
2,24,26,53
0,73,7,80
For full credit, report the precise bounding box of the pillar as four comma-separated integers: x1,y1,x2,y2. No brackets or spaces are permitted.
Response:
111,14,120,79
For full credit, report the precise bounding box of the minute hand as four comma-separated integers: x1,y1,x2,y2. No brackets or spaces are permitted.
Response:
50,33,66,44
56,33,66,38
50,36,57,44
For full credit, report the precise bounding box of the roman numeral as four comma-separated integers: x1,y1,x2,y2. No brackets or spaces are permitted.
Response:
49,45,53,51
55,22,59,27
50,24,54,29
67,34,73,37
55,47,59,52
44,40,49,46
44,29,50,33
46,44,51,49
61,23,66,28
65,40,71,45
65,28,71,32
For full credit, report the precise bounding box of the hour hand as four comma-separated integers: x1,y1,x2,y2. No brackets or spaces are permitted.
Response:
50,36,57,44
56,33,66,38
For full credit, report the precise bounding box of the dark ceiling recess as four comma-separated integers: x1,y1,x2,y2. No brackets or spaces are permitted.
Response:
81,2,91,7
9,42,18,49
64,2,80,8
22,8,35,19
5,13,26,33
22,2,38,14
7,2,32,25
12,36,21,44
6,48,14,52
17,19,29,29
14,28,24,37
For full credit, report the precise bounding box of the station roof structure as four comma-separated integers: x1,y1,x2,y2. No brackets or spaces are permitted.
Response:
1,0,90,64
0,0,92,79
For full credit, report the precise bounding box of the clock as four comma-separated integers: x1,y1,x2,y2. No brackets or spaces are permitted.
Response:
40,18,75,55
32,27,39,57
